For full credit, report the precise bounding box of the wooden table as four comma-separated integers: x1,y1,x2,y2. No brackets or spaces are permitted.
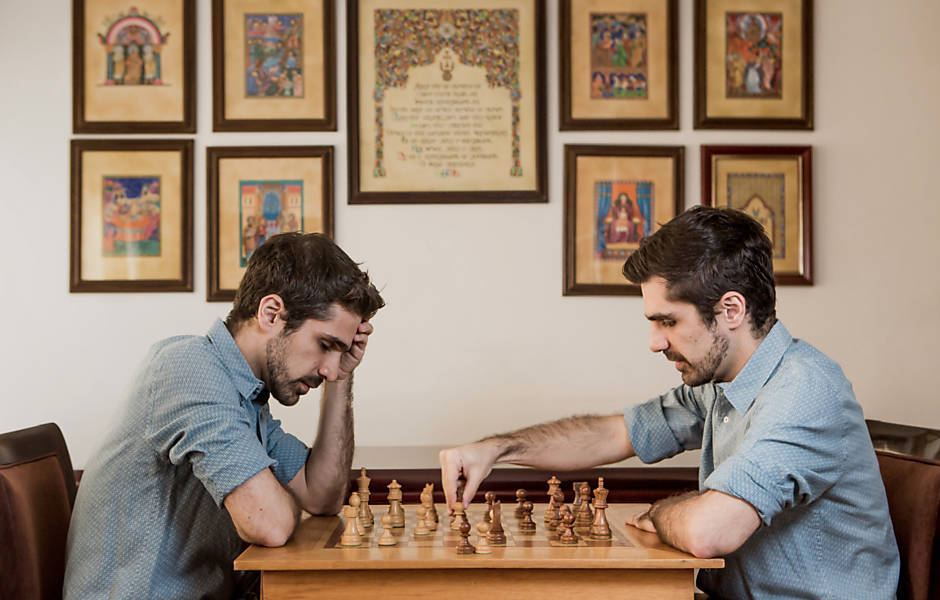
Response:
234,503,722,599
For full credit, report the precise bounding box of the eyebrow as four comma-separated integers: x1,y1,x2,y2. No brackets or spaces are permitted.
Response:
645,312,678,322
321,335,351,353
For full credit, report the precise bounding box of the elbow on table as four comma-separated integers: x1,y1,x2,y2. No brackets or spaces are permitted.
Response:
235,511,298,547
683,522,735,559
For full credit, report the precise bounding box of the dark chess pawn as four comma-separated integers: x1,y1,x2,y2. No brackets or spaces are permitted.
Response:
514,489,527,518
548,489,565,531
576,481,593,527
456,519,476,555
519,500,536,531
483,491,495,523
559,510,580,545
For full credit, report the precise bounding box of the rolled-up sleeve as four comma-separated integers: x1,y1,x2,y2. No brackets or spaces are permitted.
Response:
625,384,713,463
145,354,277,506
703,380,846,525
261,407,309,485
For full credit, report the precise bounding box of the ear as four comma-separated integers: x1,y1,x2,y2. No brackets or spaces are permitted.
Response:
256,294,286,334
716,291,747,331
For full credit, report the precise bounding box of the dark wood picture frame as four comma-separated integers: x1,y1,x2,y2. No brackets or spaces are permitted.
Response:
347,0,547,204
70,139,194,292
701,145,812,285
212,0,336,131
694,0,813,129
72,0,196,133
206,146,334,301
564,145,684,296
559,0,678,130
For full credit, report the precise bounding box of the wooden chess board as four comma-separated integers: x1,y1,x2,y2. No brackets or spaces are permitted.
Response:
235,503,723,599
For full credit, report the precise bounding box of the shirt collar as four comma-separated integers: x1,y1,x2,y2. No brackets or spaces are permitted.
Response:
716,321,792,414
206,318,267,403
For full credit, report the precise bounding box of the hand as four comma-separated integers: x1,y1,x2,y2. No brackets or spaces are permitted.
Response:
439,442,499,512
337,321,373,380
626,509,657,533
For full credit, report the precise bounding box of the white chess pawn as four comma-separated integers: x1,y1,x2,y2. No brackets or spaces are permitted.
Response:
476,520,493,554
377,513,397,546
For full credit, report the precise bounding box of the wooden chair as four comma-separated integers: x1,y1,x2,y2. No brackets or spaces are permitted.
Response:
875,449,940,600
0,423,77,600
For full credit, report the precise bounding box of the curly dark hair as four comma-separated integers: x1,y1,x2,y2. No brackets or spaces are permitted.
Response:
226,233,385,332
622,206,776,335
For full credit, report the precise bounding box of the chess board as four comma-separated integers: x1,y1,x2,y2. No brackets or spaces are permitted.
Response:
327,503,634,550
235,503,723,599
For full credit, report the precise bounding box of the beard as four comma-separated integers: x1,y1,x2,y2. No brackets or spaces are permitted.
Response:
664,327,730,387
265,332,322,406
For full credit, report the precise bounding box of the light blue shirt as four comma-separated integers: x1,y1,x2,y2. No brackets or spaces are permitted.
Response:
626,321,899,600
65,319,310,599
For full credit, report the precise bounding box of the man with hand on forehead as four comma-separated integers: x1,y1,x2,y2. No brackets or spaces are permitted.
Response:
65,233,385,599
439,207,899,599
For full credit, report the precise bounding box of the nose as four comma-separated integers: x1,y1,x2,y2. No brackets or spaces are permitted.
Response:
649,326,669,354
318,352,342,382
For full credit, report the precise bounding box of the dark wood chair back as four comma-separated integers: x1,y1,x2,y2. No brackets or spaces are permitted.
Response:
875,449,940,600
0,423,76,600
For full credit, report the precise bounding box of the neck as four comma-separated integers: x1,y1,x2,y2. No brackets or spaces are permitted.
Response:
228,320,268,381
720,328,766,382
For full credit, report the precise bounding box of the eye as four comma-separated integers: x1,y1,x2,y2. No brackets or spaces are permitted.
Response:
661,320,676,328
319,342,330,352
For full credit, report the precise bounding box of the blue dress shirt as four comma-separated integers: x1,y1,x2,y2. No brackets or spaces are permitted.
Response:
626,321,900,599
64,319,310,599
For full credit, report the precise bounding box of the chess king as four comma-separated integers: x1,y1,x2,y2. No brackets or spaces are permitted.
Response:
439,207,900,599
64,233,385,599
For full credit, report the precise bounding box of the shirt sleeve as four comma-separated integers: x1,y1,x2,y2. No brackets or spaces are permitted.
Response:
144,350,276,507
624,384,715,463
260,405,310,485
703,376,848,526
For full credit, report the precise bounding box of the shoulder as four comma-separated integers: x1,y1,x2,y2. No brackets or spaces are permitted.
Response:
145,334,239,403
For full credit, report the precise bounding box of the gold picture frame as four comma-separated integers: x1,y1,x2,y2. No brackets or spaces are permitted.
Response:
72,0,196,133
564,145,684,296
206,146,334,301
348,0,547,203
560,0,678,130
694,0,813,129
701,145,812,284
70,139,193,292
212,0,336,131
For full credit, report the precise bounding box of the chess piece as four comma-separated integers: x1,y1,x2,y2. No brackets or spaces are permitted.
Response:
451,501,470,533
590,477,612,541
341,493,363,546
571,481,587,513
456,519,475,554
483,491,495,523
427,483,440,524
387,479,405,528
377,513,397,546
420,485,437,531
547,489,564,531
357,467,374,529
519,500,536,531
487,501,507,546
559,510,580,545
545,476,561,524
475,521,493,554
514,489,527,518
576,481,594,527
414,503,431,536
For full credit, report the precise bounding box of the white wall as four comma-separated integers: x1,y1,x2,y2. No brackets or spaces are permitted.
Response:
1,0,938,469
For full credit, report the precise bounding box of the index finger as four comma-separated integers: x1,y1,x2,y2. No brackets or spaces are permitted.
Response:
357,321,374,335
438,448,464,513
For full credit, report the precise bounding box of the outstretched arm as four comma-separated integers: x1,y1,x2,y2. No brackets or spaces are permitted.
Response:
626,490,760,558
439,414,634,510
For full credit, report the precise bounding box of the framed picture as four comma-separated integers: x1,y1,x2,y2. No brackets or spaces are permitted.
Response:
347,0,547,204
72,0,196,133
559,0,678,130
212,0,336,131
70,139,193,292
694,0,813,129
701,145,812,284
206,146,334,301
564,145,684,296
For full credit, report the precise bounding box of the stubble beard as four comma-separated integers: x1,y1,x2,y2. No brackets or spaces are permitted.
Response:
265,332,322,406
667,327,730,387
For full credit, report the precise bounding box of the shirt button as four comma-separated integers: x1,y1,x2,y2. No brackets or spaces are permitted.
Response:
722,416,730,424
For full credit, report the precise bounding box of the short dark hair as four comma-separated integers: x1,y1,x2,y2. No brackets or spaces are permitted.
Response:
226,233,385,331
622,206,776,335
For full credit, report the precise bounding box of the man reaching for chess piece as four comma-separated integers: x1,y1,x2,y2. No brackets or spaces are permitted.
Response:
439,207,900,599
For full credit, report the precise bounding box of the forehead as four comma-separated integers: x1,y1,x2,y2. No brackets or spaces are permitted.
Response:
294,305,360,342
639,277,698,319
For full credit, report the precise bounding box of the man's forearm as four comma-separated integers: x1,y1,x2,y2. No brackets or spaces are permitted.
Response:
648,491,701,553
647,490,760,558
484,414,633,470
304,377,355,514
